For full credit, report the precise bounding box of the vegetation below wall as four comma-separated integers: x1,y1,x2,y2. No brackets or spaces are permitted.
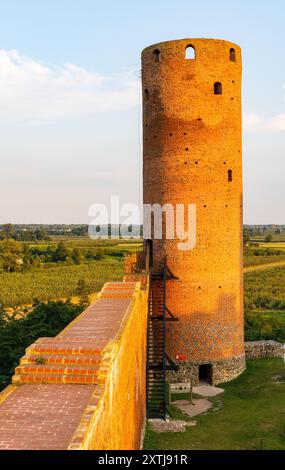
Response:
0,237,140,307
244,267,285,343
0,301,83,391
245,267,285,310
144,358,285,450
0,259,123,307
244,252,285,268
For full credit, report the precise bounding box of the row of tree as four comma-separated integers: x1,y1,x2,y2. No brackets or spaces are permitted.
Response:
0,224,50,242
0,240,105,273
0,300,83,390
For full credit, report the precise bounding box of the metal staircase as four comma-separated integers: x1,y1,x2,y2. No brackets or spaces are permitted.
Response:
146,263,179,420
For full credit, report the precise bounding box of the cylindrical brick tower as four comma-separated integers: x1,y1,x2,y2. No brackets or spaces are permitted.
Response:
142,38,245,385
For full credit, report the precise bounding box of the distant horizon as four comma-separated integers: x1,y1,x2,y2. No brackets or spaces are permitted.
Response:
0,1,285,224
1,222,285,227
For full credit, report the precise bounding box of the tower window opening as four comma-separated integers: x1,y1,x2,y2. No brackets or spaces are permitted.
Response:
228,169,233,182
230,48,236,62
185,45,195,60
153,49,161,63
214,82,223,95
144,89,149,101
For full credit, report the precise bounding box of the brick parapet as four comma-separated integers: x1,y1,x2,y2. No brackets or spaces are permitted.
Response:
0,279,148,450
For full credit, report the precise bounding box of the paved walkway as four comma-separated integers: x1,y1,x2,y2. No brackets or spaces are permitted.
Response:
0,384,95,450
193,383,224,397
172,383,224,418
172,398,213,418
149,419,197,433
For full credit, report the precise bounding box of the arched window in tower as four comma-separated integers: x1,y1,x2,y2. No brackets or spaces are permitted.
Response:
230,48,236,62
214,82,223,95
153,49,161,63
228,169,233,182
185,45,195,60
144,89,149,101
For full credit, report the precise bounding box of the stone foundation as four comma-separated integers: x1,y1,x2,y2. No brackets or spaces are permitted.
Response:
167,354,246,386
245,340,284,359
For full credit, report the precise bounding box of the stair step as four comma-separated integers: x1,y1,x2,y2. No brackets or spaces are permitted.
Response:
20,354,102,366
13,373,101,385
27,341,104,356
15,364,100,376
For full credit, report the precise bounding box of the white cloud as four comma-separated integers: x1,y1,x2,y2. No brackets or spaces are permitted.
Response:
0,49,140,123
244,112,285,132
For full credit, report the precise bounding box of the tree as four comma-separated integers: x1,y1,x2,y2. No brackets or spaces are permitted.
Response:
34,229,48,241
243,229,251,246
94,249,104,261
3,224,14,239
71,248,84,265
265,234,273,243
0,301,82,391
0,239,24,272
76,279,89,307
53,241,69,262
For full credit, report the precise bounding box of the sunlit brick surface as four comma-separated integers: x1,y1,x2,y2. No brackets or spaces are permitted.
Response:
0,385,95,450
142,39,245,380
0,280,148,449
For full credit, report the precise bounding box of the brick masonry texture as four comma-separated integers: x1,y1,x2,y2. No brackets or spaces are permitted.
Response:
0,280,148,450
142,38,245,382
0,384,95,450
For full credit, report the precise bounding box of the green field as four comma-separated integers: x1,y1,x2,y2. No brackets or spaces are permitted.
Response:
0,259,123,307
0,237,143,307
144,358,285,450
244,267,285,342
244,242,285,267
245,267,285,310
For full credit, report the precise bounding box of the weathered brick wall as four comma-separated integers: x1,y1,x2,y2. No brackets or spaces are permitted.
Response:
0,280,148,450
71,281,149,450
142,39,245,382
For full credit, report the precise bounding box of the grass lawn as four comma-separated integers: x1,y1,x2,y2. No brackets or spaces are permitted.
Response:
144,358,285,450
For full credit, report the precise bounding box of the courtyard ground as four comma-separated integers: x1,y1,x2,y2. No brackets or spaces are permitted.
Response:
144,358,285,450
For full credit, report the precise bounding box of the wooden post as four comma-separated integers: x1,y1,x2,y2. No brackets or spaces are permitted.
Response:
189,375,193,405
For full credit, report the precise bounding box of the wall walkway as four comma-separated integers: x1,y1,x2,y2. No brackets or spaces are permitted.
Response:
0,280,148,450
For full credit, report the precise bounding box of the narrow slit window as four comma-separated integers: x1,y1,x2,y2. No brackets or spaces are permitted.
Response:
153,49,161,63
214,82,223,95
144,89,149,101
228,169,233,182
185,45,195,60
230,48,236,62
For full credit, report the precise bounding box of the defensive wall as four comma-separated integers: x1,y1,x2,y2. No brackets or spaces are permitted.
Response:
0,278,148,450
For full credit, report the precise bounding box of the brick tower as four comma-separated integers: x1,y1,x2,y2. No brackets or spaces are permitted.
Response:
142,38,245,384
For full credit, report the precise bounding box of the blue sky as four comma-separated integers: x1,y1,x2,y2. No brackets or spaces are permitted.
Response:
0,0,284,224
